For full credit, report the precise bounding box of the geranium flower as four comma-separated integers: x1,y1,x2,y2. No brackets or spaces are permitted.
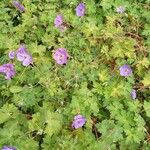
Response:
119,65,132,77
12,1,25,12
72,115,86,129
54,15,67,32
131,89,136,100
2,146,17,150
0,63,15,80
53,48,68,65
116,6,125,14
54,15,64,27
16,45,33,66
75,3,86,17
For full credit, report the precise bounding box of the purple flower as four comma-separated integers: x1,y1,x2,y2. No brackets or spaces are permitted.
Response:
131,89,136,100
9,51,15,59
72,115,86,129
2,146,17,150
12,1,25,12
16,45,33,66
75,3,86,17
54,15,67,32
116,6,125,14
119,65,132,77
54,15,64,27
53,48,68,65
0,63,15,80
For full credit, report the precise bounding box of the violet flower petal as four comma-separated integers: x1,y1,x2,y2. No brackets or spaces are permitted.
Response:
54,15,64,27
131,89,136,100
22,55,33,66
116,6,125,14
2,145,17,150
16,45,33,66
72,114,86,129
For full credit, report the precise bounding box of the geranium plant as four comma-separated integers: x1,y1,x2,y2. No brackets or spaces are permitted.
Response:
0,0,150,149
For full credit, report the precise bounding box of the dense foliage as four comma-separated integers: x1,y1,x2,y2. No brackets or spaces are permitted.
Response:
0,0,150,149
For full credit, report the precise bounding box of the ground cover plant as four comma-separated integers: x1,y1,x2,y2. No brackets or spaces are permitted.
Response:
0,0,150,149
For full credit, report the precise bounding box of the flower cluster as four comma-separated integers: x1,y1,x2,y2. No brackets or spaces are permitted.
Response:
119,65,137,99
8,45,33,67
72,115,86,129
1,1,136,103
53,3,85,64
1,0,148,149
2,2,136,103
0,45,32,80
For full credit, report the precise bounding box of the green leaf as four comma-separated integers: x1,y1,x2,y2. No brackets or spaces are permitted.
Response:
142,74,150,86
100,0,114,10
10,86,23,93
0,103,18,124
97,119,123,143
45,113,62,137
144,101,150,117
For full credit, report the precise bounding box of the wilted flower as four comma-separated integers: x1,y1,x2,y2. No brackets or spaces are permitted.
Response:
75,3,86,17
16,45,33,66
72,115,86,129
9,51,15,59
131,89,136,100
2,146,17,150
58,24,67,32
0,63,15,80
116,6,125,14
119,65,132,77
53,48,68,65
12,1,25,12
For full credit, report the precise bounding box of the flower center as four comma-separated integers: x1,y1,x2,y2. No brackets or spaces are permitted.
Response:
77,120,81,124
6,67,11,72
59,54,64,60
124,69,128,73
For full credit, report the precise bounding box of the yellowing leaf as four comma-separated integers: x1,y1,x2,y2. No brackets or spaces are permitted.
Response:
144,101,150,117
10,86,23,93
142,74,150,86
99,69,110,82
45,113,62,137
